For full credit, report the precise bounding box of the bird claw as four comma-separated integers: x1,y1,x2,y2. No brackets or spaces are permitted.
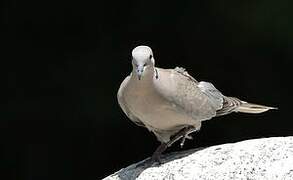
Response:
180,134,193,148
186,134,193,140
135,153,163,168
180,139,185,148
150,153,163,164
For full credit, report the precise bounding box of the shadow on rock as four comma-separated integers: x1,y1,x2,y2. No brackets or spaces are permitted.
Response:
115,147,207,180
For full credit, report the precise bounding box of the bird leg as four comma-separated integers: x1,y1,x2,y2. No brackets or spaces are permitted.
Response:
180,134,193,148
169,125,197,147
150,142,168,163
150,126,197,163
180,128,198,148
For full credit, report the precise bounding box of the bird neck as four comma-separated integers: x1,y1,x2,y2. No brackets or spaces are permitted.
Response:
132,66,155,82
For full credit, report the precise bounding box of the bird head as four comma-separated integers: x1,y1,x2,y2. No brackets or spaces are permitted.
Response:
131,45,155,80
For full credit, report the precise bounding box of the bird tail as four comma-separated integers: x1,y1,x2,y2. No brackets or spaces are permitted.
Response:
216,97,277,116
235,101,277,114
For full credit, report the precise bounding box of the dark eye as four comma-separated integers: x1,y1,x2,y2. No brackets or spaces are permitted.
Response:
143,63,147,67
149,55,153,59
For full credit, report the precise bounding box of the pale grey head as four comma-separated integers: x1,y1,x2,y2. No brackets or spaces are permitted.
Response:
131,45,155,80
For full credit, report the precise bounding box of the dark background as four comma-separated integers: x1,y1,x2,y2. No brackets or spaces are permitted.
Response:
1,0,292,179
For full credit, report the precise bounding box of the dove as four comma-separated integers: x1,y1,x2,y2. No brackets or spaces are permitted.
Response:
117,45,276,163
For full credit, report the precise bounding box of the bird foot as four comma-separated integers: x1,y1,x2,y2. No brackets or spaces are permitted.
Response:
180,134,193,148
135,143,167,168
136,126,198,167
150,142,167,164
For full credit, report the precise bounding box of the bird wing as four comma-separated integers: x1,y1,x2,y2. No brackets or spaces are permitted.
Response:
154,67,224,121
117,76,145,127
197,81,224,110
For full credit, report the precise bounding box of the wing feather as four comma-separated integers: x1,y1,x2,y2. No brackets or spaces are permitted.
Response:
197,81,224,110
154,67,222,121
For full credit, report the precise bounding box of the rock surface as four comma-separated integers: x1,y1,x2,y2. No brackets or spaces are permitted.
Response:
103,137,293,180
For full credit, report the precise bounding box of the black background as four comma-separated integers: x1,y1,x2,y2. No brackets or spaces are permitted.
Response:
1,0,292,179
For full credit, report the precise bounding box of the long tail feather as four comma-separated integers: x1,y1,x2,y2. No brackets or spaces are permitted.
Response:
216,97,277,116
235,102,277,114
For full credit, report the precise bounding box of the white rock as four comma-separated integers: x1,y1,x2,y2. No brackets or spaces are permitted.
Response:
103,137,293,180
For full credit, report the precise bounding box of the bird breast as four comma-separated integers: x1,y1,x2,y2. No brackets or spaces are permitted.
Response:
124,77,197,131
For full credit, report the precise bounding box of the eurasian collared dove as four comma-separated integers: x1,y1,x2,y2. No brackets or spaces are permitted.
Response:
117,45,276,163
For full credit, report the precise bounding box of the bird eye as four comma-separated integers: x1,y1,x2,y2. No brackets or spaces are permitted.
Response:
149,55,153,59
143,63,147,67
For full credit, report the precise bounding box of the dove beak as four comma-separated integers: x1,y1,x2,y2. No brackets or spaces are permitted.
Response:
137,65,144,80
